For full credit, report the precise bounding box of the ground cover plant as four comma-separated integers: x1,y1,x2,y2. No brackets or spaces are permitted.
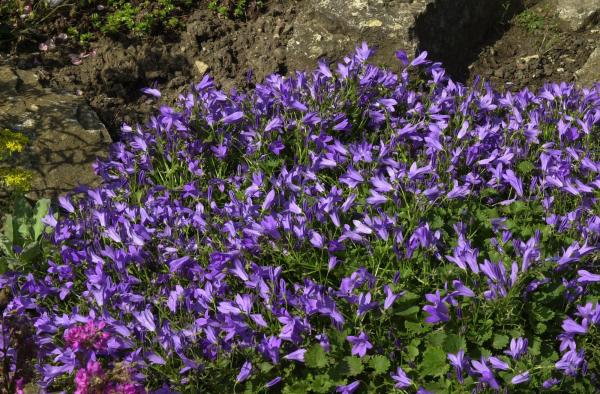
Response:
1,43,600,393
0,128,34,223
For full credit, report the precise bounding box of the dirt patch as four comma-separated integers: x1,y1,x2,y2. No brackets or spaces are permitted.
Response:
2,1,297,139
467,0,599,91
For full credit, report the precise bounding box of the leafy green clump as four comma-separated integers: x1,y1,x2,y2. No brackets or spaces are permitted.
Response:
0,195,53,275
208,0,264,19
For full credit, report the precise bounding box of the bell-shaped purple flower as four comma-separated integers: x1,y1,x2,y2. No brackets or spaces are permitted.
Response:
346,332,373,358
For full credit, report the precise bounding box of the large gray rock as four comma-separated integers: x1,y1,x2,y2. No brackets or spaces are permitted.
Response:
286,0,518,78
555,0,600,31
575,46,600,87
0,66,111,200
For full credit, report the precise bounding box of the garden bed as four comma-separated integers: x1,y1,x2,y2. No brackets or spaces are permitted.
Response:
0,1,599,393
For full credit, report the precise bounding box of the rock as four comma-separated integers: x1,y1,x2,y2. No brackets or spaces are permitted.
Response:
194,60,210,75
520,54,541,63
575,46,600,87
286,0,518,77
555,0,600,31
516,59,528,70
0,66,111,200
0,66,19,96
145,70,163,80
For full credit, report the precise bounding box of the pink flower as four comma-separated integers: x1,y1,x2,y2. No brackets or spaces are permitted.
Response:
74,360,104,394
64,320,110,352
15,378,25,394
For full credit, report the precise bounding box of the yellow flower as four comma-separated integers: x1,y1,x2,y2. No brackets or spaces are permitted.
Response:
0,167,32,191
0,129,29,157
4,139,25,153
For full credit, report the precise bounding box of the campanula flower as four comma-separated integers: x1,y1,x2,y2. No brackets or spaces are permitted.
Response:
347,332,373,358
504,337,528,360
236,361,252,383
391,366,412,388
336,381,360,394
511,371,530,384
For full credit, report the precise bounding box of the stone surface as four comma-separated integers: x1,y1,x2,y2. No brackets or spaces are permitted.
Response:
194,59,210,75
555,0,600,31
575,46,600,87
286,0,519,79
0,65,111,200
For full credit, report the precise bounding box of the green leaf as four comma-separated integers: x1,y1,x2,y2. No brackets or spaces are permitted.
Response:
509,201,527,214
0,235,12,257
368,355,391,375
529,337,542,357
429,214,444,229
532,305,555,322
283,381,310,394
0,257,8,275
492,334,510,350
397,305,420,317
480,188,499,198
443,334,466,354
18,243,41,266
427,331,447,347
398,291,420,305
517,160,535,175
342,356,364,376
328,328,350,350
13,194,32,221
419,347,449,377
474,319,494,344
258,362,273,373
2,214,14,245
422,378,451,393
310,374,334,393
534,322,547,334
406,345,420,362
305,344,328,369
13,196,33,241
404,339,421,361
242,381,254,394
404,321,427,334
32,198,50,241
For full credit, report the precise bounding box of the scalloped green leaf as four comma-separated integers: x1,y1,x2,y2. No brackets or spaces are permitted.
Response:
305,343,328,369
419,347,448,377
492,333,510,350
368,355,391,375
343,356,364,377
443,334,466,354
310,374,334,393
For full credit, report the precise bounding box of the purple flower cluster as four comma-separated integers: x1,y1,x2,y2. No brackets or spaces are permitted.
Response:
556,302,600,376
448,343,531,390
1,42,599,392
